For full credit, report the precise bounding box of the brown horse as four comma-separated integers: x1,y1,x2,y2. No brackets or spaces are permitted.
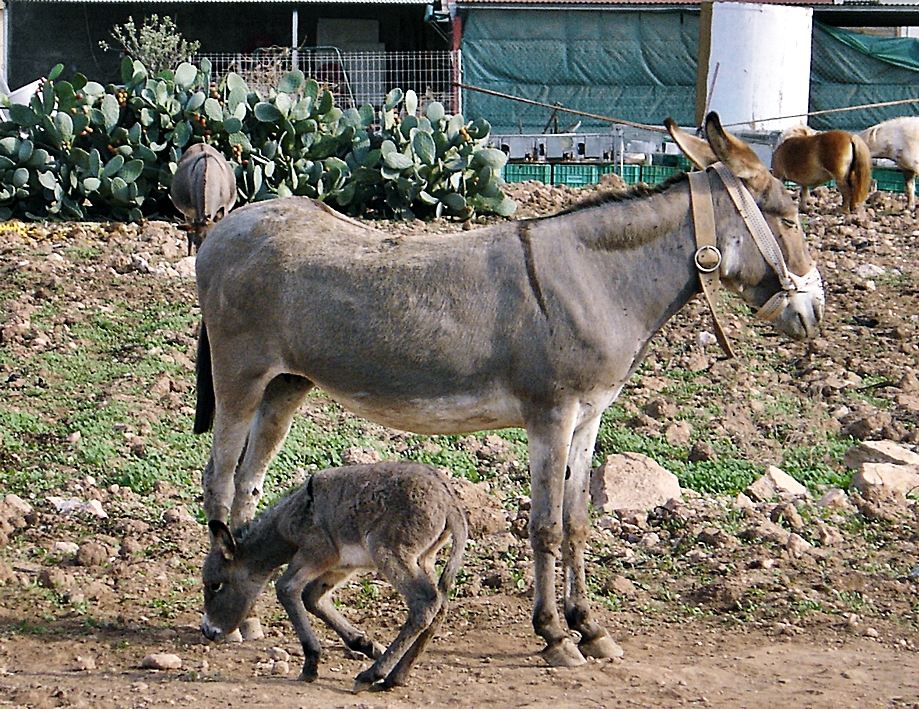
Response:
859,116,919,210
770,125,872,213
194,112,824,668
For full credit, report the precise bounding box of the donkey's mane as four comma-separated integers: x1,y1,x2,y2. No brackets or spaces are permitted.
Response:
541,171,689,220
232,485,299,544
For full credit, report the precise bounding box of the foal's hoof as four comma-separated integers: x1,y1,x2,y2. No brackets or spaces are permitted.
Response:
541,638,586,667
353,668,382,694
579,632,624,660
352,676,379,694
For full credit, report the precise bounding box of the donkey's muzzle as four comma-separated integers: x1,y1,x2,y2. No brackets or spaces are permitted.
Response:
757,266,825,341
200,615,224,642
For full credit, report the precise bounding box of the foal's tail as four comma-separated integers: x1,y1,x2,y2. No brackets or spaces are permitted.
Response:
194,322,216,434
848,135,873,209
439,495,469,597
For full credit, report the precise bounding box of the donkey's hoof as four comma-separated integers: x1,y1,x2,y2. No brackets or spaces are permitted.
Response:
348,637,386,660
353,667,383,694
579,632,624,660
352,675,378,694
541,638,586,667
225,629,243,643
239,617,264,641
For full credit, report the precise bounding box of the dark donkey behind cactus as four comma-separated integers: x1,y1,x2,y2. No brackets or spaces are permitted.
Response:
201,461,468,693
170,143,237,254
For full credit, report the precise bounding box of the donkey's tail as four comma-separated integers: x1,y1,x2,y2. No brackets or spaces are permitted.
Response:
439,492,469,596
849,135,873,207
194,322,216,434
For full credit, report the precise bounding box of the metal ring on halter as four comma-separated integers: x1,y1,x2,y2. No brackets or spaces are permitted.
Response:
694,245,722,273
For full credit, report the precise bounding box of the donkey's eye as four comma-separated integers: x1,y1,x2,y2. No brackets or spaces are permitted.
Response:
209,582,223,593
781,218,798,228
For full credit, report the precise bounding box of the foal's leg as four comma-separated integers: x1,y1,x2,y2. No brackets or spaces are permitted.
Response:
526,407,585,667
381,540,452,688
276,553,333,682
230,374,314,528
303,569,386,660
383,601,448,689
353,552,441,692
562,414,623,660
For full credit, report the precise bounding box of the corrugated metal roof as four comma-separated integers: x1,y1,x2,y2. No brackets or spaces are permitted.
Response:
453,0,833,6
11,0,429,4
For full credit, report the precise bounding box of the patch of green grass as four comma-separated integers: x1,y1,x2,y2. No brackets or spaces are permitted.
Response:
1,296,207,497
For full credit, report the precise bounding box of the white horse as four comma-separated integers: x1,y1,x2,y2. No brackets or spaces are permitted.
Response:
859,116,919,210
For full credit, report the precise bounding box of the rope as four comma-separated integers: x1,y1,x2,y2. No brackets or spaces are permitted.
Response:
453,83,667,133
454,81,919,133
721,96,919,129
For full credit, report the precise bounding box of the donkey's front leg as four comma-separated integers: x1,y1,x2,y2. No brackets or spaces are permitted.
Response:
276,561,327,682
562,414,623,660
526,410,585,667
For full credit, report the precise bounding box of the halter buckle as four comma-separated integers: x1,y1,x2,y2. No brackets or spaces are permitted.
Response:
694,244,722,273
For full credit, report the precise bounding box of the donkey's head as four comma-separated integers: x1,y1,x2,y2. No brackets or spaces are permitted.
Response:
665,112,824,342
200,520,268,641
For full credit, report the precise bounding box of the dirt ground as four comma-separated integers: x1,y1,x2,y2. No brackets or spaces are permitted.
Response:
2,178,919,709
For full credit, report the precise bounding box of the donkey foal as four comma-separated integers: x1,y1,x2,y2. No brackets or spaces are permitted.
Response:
201,461,467,692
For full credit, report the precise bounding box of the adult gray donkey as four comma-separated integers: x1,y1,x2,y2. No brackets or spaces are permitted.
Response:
193,113,824,667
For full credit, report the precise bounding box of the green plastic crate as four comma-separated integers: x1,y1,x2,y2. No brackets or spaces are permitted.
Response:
552,163,600,188
640,165,679,184
872,166,912,194
502,163,552,184
600,164,641,184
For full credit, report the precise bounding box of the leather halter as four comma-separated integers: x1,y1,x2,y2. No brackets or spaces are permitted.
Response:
688,163,824,358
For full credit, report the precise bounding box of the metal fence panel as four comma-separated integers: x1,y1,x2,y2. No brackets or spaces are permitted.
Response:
198,48,459,113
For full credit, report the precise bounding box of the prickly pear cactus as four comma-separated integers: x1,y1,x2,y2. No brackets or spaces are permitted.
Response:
0,59,515,221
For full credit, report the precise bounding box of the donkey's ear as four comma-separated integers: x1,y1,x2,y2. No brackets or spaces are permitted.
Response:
664,117,717,169
703,112,772,193
208,519,237,561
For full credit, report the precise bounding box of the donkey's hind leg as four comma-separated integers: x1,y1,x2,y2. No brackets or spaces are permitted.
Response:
304,569,386,660
380,535,453,688
353,555,441,693
561,414,623,660
381,601,448,689
230,374,313,528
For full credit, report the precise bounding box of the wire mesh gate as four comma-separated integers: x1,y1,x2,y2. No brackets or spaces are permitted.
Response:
197,47,460,113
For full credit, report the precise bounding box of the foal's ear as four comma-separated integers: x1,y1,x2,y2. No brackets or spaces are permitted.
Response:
664,117,717,169
208,519,237,561
703,112,772,193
